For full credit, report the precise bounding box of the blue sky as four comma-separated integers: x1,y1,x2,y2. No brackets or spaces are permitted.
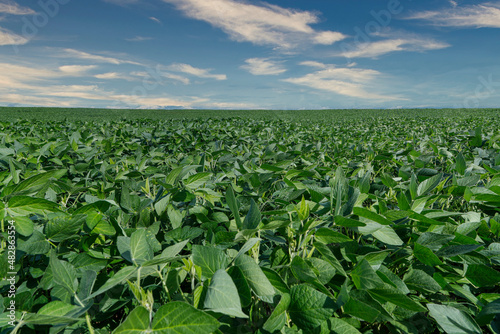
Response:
0,0,499,109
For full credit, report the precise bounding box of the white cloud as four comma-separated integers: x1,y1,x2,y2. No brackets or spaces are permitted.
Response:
161,0,346,49
299,61,327,69
149,16,162,24
341,37,449,59
59,65,97,75
125,36,153,42
167,63,227,80
59,48,142,65
0,27,28,46
283,62,404,101
0,1,35,15
241,58,286,75
95,72,134,81
407,2,500,28
131,70,191,84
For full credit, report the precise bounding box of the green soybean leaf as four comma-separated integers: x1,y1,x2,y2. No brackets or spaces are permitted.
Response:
289,284,336,331
192,245,229,280
353,207,392,225
404,269,441,294
46,214,85,242
11,169,67,196
228,266,252,307
263,293,291,333
368,288,426,312
243,199,261,230
314,242,347,277
234,254,274,303
413,243,443,266
428,304,481,334
37,301,78,317
17,230,50,255
12,216,34,237
85,266,138,300
113,306,150,334
327,318,362,334
315,228,353,243
152,302,220,333
7,196,61,216
203,269,248,318
226,186,242,229
465,264,500,287
417,173,442,197
130,229,154,266
351,259,385,290
456,152,466,175
49,251,78,294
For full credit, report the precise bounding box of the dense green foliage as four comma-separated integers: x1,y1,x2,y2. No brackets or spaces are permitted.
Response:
1,110,500,333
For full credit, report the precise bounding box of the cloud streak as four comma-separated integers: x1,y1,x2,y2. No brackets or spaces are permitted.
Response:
161,0,346,49
407,2,500,28
283,62,404,101
241,58,286,75
167,63,227,80
341,37,449,59
0,1,35,15
0,27,29,46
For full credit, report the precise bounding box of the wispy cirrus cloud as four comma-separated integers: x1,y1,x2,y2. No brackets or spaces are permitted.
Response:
59,48,143,65
340,37,449,59
0,1,35,15
149,16,162,24
0,27,28,46
167,63,227,80
283,61,405,101
241,58,286,75
407,2,500,28
125,36,153,42
161,0,346,49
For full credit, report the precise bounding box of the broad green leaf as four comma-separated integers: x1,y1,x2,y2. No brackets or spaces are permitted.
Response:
353,207,392,225
262,267,289,294
37,301,78,317
184,172,212,190
417,232,455,251
351,259,385,290
372,226,404,245
203,269,248,318
476,298,500,325
234,237,261,261
263,293,291,333
85,266,138,300
46,214,85,242
130,229,154,265
289,284,336,331
413,243,443,266
192,245,229,280
243,199,261,230
436,244,481,258
226,186,242,229
315,228,352,243
10,169,67,196
49,251,78,294
161,239,189,258
12,216,34,237
327,318,362,334
368,288,426,312
234,254,275,303
6,196,60,216
228,266,252,307
314,242,347,277
404,269,441,294
17,230,50,255
152,302,220,333
428,304,481,334
113,306,150,334
334,215,366,227
456,152,466,175
465,264,500,287
344,290,393,323
417,173,442,197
